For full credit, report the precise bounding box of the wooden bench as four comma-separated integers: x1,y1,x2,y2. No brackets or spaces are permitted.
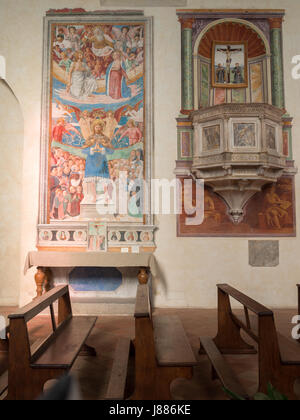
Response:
7,285,97,400
297,284,300,344
200,284,300,400
131,284,197,400
106,337,134,400
0,320,9,399
0,320,9,353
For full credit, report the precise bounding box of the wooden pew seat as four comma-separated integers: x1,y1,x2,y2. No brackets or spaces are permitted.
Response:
8,285,97,400
153,315,196,367
234,313,300,365
200,337,248,400
106,337,132,400
31,316,96,369
277,333,300,365
132,284,197,400
201,284,300,400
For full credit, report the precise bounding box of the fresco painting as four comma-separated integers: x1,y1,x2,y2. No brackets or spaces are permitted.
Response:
49,22,146,223
202,125,221,151
233,123,256,148
212,41,248,89
250,62,264,103
266,124,276,150
178,177,295,237
214,88,226,105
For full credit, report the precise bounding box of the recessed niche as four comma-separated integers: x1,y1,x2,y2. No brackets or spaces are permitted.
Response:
69,267,122,292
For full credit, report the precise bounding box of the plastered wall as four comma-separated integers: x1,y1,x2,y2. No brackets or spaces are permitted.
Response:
0,0,300,309
0,79,23,305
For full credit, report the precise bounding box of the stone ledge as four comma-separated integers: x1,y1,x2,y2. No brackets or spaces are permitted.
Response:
100,0,187,6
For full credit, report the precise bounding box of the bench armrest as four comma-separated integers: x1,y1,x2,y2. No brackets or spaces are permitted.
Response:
217,284,273,316
9,285,69,322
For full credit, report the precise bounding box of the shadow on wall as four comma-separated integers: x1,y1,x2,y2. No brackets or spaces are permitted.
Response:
0,77,24,305
152,259,168,306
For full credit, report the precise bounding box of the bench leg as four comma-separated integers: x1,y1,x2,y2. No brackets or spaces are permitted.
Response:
79,343,97,357
8,368,67,400
258,365,300,401
157,367,193,400
132,366,193,400
0,340,8,353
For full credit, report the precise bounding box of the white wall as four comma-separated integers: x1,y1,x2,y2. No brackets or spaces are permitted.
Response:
0,79,23,305
0,0,300,308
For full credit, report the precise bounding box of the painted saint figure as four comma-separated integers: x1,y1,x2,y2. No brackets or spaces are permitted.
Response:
106,51,131,100
103,110,119,140
118,120,142,146
265,184,291,229
67,51,98,99
232,63,244,84
79,110,93,141
81,121,114,204
216,64,225,84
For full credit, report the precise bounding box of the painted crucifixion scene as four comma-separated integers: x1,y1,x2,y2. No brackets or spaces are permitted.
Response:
212,41,248,88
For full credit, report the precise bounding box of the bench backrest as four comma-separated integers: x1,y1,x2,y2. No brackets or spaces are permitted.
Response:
297,285,300,316
297,285,300,343
216,284,283,380
8,285,72,366
217,283,273,343
134,284,157,395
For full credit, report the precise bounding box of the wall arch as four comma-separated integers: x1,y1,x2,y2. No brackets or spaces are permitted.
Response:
193,18,271,56
0,79,24,305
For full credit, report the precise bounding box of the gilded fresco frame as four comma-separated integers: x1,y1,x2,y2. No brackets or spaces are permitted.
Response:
211,40,248,89
38,11,154,249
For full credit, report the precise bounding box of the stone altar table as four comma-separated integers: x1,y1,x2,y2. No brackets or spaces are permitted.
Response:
24,251,158,299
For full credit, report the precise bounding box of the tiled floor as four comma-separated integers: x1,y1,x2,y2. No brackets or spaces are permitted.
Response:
0,307,299,400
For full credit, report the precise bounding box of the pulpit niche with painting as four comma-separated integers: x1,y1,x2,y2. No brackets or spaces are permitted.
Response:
175,9,297,237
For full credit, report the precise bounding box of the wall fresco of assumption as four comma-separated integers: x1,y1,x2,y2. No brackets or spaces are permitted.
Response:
49,22,145,223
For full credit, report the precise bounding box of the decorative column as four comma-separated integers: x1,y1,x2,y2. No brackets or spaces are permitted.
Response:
269,18,285,109
179,17,194,114
282,115,293,161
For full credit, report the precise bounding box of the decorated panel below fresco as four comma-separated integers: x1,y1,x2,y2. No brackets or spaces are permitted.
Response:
178,176,296,237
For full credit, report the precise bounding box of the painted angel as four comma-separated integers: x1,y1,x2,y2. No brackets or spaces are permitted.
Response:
52,118,81,143
111,25,142,52
57,26,85,51
66,105,105,142
103,105,128,140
